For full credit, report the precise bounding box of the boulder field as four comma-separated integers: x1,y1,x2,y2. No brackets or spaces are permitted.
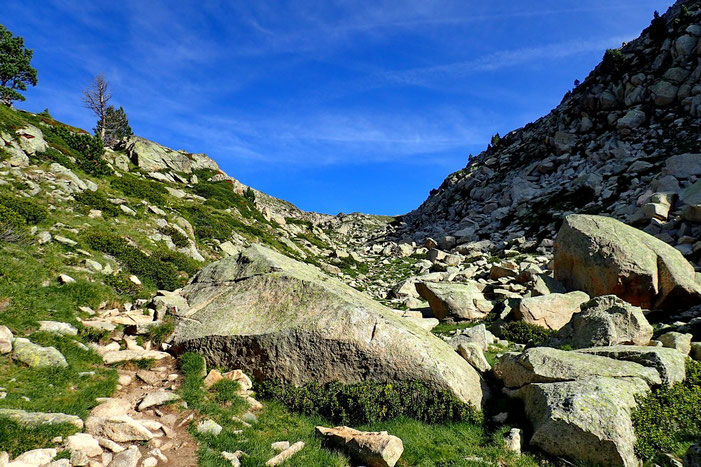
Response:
172,244,487,408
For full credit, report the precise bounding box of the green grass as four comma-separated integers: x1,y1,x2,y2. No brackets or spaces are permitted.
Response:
0,242,116,332
357,418,537,467
0,418,78,458
0,333,118,418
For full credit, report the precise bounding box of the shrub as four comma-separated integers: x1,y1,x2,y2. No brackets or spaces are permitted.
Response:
110,174,167,205
648,11,667,43
73,190,121,217
244,186,256,203
632,360,701,460
0,194,48,224
257,379,481,426
500,321,555,346
83,229,189,290
193,180,263,221
158,226,189,248
146,318,174,346
43,125,110,176
601,48,626,76
0,204,26,242
105,273,149,299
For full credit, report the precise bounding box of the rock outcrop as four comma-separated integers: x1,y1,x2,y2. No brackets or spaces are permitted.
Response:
550,295,653,348
515,291,590,330
173,245,487,408
554,214,701,310
415,281,493,320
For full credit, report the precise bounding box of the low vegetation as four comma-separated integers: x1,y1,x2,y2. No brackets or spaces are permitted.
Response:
499,321,556,346
633,359,701,461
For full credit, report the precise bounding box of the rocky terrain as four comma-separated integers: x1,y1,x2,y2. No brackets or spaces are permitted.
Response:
2,0,701,466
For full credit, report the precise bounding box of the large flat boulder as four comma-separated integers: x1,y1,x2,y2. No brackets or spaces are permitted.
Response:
173,245,487,408
515,291,590,330
415,281,493,320
550,295,653,349
513,377,649,467
494,347,661,389
577,345,686,385
554,214,701,311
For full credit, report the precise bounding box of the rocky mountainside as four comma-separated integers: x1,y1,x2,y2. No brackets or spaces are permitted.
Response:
400,0,701,257
3,2,701,466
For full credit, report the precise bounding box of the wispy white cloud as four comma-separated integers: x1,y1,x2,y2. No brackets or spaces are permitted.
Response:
381,35,633,87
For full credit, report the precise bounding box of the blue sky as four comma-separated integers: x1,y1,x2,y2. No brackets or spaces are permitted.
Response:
4,0,673,215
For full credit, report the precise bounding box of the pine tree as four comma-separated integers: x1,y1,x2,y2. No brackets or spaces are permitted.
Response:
0,24,38,106
98,106,133,145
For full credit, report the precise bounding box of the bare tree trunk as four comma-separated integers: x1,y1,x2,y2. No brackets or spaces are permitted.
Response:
82,74,112,142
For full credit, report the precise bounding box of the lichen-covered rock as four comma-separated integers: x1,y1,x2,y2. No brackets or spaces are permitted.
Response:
120,136,220,174
173,244,487,408
513,377,650,466
415,281,493,320
457,343,491,372
316,426,403,467
0,408,83,429
554,214,701,311
577,345,685,385
659,331,693,355
494,347,661,389
516,291,590,330
550,295,653,348
12,338,67,368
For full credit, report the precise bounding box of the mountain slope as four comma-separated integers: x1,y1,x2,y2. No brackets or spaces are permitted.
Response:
400,0,701,257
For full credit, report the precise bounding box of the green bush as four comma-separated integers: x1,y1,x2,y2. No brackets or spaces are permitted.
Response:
83,230,189,290
0,194,48,224
500,321,555,346
193,180,263,221
602,48,626,76
244,186,256,203
73,190,121,217
257,379,481,426
110,174,167,205
146,318,174,346
0,204,26,242
633,360,701,460
104,273,148,299
43,125,110,176
158,226,189,248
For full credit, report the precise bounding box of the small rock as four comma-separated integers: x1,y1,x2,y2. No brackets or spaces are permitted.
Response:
109,445,141,467
197,419,222,436
138,392,181,411
38,320,78,336
504,428,523,454
271,441,290,452
316,426,403,467
659,332,693,356
66,433,103,458
265,441,305,466
0,326,13,354
58,273,76,284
